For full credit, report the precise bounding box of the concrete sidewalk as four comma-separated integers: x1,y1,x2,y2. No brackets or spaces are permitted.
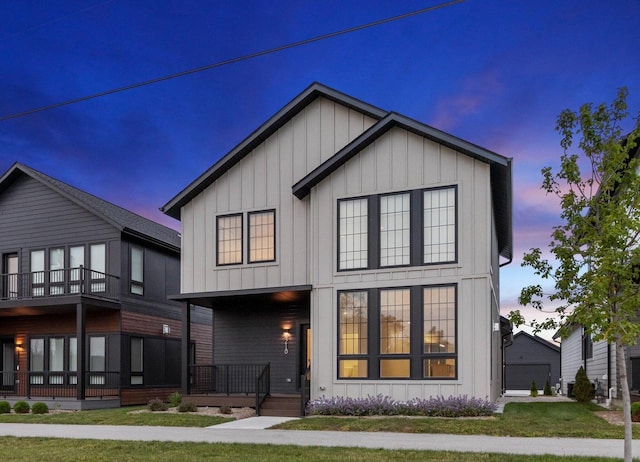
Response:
0,421,638,458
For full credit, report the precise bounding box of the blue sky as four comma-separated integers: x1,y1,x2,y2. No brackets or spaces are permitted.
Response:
2,0,640,338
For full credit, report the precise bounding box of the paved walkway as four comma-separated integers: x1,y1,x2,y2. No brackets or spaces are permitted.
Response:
0,420,638,458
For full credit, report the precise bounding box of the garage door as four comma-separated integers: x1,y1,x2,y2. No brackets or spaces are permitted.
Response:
505,364,551,390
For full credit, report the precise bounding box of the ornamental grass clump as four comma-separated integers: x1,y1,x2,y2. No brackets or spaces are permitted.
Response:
306,394,496,417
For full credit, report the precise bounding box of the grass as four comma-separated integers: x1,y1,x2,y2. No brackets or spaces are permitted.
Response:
274,402,640,439
0,406,232,427
0,437,626,462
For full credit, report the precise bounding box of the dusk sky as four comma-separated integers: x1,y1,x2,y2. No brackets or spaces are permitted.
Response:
2,0,640,339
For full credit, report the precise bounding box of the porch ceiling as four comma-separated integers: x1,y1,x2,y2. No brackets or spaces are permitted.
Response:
169,285,312,309
0,295,120,316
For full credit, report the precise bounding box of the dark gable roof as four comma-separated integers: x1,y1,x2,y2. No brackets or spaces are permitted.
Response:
513,331,560,352
162,82,513,260
0,163,180,251
161,82,387,219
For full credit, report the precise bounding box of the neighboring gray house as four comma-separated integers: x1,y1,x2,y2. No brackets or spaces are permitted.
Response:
0,163,212,409
505,331,560,391
556,325,626,398
162,82,513,414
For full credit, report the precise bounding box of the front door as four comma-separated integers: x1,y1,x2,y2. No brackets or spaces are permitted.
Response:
2,253,18,299
1,340,15,390
299,324,311,390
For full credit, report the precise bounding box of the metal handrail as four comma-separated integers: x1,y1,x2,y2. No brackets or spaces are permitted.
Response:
0,370,120,399
0,266,120,301
255,364,270,416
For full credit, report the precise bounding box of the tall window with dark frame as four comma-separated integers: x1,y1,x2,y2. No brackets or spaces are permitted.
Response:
248,210,275,263
379,288,411,378
338,290,368,378
423,187,456,264
338,198,368,270
217,214,243,265
380,193,410,267
130,246,144,295
131,337,144,385
422,285,456,378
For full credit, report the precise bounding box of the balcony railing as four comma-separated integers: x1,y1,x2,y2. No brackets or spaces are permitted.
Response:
0,267,119,302
0,370,120,400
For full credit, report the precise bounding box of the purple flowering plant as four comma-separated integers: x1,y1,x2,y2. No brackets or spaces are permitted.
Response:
306,394,496,417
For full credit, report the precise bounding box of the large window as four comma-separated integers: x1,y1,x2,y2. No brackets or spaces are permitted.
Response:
130,246,144,295
423,286,456,378
49,337,64,384
69,246,85,293
379,288,411,378
30,338,45,384
338,291,368,378
217,214,243,265
131,337,144,385
248,210,275,263
380,194,410,267
90,243,106,292
49,248,65,295
30,250,45,296
337,186,457,271
338,198,368,270
337,285,457,380
423,188,456,263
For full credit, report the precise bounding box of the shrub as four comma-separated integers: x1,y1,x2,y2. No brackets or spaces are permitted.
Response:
306,394,497,417
147,398,168,412
631,402,640,422
573,366,594,403
31,402,49,414
530,380,538,397
168,392,182,408
13,401,30,414
0,401,10,414
543,379,553,396
177,402,197,413
220,403,233,415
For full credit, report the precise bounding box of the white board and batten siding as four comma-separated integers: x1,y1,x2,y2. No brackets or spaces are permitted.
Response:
310,125,499,401
179,97,377,293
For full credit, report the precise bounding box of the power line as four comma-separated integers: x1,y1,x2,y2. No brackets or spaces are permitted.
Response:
1,0,465,122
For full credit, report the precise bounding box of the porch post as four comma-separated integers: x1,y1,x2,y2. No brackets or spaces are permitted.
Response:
181,300,191,395
76,302,86,400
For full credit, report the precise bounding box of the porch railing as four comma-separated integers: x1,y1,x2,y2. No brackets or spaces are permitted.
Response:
0,370,120,399
0,267,120,302
255,364,270,416
189,364,270,395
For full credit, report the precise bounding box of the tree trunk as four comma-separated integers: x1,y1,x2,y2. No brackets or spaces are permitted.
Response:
616,339,633,462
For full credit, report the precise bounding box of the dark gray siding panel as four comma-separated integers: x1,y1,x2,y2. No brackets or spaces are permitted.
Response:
0,174,120,272
213,303,310,394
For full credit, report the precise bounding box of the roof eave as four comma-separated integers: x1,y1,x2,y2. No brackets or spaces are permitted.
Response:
161,82,387,219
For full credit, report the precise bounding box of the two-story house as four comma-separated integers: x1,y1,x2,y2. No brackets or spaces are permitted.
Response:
0,163,212,409
162,83,513,415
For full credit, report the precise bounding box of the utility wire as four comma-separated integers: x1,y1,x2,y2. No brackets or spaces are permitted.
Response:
1,0,464,122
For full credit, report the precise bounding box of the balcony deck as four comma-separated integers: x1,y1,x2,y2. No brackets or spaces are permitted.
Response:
0,267,120,305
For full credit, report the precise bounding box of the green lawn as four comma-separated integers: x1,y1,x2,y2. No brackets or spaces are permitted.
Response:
0,406,232,427
0,437,627,462
274,402,639,439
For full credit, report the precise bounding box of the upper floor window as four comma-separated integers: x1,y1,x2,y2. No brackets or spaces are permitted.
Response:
338,198,368,270
217,214,243,265
423,188,456,263
380,193,410,267
248,210,275,263
130,246,144,295
337,186,457,271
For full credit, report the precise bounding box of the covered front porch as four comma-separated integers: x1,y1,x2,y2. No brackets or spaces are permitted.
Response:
174,285,312,416
0,266,122,409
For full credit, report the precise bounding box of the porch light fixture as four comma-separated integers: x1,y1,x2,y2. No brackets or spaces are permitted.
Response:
283,329,290,355
162,324,171,335
15,343,23,352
